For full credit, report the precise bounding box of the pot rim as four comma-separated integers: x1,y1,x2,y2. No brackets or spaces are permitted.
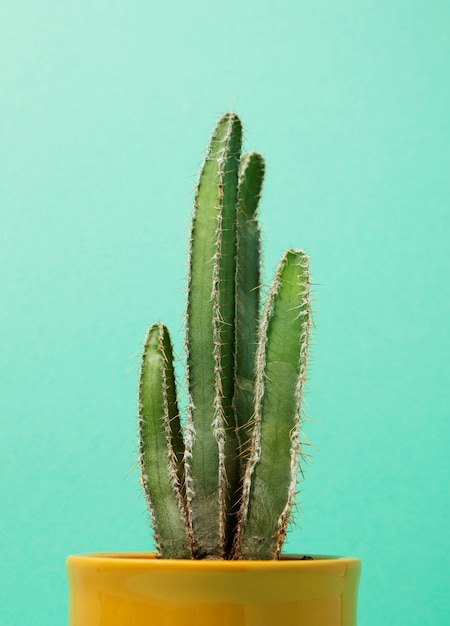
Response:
67,552,360,571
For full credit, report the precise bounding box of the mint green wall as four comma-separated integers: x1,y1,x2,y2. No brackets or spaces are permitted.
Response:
1,1,449,624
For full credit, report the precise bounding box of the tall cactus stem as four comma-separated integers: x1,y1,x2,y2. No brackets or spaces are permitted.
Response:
139,323,192,559
185,113,242,559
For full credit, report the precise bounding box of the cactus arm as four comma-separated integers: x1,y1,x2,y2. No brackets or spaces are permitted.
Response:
234,151,265,464
139,323,192,559
233,250,311,560
185,113,242,558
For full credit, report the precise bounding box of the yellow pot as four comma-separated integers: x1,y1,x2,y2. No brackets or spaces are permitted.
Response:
67,552,360,626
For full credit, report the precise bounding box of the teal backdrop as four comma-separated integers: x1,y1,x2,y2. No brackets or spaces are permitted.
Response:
1,1,449,624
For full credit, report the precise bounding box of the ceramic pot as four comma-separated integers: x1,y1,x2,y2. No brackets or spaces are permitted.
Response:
67,552,360,626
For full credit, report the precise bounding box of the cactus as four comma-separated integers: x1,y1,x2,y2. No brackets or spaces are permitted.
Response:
138,113,311,560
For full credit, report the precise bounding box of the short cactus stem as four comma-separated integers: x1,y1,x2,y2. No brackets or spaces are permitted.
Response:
233,250,311,560
138,323,192,559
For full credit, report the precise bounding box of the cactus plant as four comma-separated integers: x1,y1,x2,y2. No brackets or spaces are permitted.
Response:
138,112,311,560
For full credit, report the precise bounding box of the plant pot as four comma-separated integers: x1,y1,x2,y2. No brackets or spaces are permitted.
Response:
67,552,360,626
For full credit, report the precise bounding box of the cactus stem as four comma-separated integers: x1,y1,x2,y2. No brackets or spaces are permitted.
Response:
139,323,192,559
184,112,242,559
232,250,312,560
233,152,265,477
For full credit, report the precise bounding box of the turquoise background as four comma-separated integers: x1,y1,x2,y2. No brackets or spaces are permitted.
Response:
1,1,449,624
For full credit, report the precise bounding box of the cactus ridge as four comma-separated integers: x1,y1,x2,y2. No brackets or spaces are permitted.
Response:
138,114,312,560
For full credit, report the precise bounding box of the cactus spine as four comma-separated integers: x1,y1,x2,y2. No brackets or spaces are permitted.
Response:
139,113,312,560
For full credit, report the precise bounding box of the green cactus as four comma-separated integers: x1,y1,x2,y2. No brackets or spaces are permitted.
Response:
139,323,191,558
139,113,311,560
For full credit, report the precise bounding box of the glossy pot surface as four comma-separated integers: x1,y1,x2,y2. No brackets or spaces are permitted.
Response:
67,552,360,626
